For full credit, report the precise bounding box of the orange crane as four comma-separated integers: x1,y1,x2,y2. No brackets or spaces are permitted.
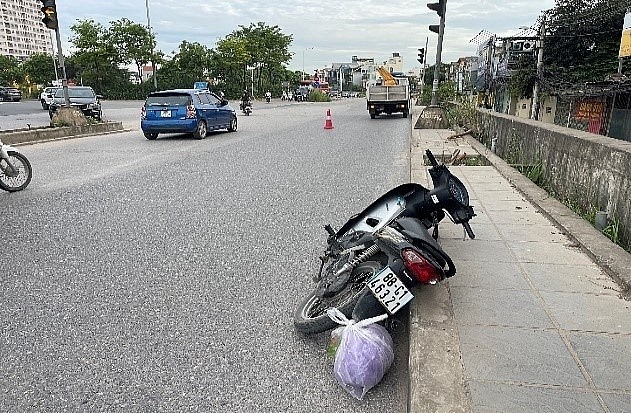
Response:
376,66,398,86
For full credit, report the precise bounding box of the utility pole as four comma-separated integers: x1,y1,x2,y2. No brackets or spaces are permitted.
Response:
39,1,69,106
145,0,157,91
531,15,545,120
49,30,59,84
54,26,70,107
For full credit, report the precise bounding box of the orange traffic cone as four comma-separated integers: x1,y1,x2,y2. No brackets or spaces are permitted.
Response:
324,109,334,129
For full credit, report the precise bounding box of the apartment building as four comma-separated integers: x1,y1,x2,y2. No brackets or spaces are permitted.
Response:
0,0,53,60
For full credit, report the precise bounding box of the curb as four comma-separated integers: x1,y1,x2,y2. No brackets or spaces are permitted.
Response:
408,108,472,413
0,121,126,145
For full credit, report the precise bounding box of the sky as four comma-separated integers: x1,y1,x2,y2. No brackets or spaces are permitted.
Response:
54,0,557,73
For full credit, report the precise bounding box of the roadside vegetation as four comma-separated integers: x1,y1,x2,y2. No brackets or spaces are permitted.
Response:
308,90,331,102
1,20,299,101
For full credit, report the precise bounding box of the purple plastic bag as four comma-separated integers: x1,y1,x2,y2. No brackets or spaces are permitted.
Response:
327,309,394,400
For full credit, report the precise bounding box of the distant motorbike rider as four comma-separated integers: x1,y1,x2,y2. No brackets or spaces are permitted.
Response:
240,90,251,110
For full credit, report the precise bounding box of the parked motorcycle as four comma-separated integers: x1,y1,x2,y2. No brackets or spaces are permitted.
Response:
0,138,32,192
240,101,252,116
294,149,475,333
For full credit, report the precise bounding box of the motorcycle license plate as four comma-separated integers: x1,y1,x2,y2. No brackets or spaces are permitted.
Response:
161,110,172,118
366,267,413,315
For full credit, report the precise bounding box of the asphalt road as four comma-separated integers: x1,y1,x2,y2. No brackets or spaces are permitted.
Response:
1,99,413,412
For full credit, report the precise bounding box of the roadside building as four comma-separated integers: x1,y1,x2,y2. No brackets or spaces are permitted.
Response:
0,0,53,60
468,34,630,141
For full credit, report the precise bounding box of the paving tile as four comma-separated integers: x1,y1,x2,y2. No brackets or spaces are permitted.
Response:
447,260,530,291
523,262,621,295
458,325,588,386
486,209,553,226
467,380,603,413
441,239,513,263
541,292,631,333
508,240,595,265
472,191,528,204
569,332,631,391
499,224,570,243
439,222,501,241
600,392,631,412
451,287,552,328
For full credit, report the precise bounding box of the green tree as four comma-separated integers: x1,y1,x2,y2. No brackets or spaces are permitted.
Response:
210,36,250,98
214,22,293,96
157,41,213,90
0,55,22,85
22,53,57,85
544,0,630,86
240,22,293,92
107,18,160,82
69,19,122,91
507,54,536,98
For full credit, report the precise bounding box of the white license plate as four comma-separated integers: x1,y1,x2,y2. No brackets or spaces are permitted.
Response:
366,267,413,314
160,110,172,118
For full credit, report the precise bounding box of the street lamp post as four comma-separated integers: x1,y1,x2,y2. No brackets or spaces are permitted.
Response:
145,0,157,91
302,47,314,81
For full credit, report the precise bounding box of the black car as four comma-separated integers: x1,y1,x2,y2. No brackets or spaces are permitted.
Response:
49,86,102,120
0,86,22,102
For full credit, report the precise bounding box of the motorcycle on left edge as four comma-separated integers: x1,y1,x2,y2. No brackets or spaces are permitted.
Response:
0,139,32,192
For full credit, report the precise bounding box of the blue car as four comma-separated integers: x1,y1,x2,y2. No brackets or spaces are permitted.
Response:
141,89,237,140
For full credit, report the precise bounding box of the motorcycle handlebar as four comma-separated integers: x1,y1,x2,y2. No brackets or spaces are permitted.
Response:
463,221,475,239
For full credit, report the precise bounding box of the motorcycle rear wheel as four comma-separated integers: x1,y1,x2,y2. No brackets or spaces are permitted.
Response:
0,151,32,192
293,261,383,334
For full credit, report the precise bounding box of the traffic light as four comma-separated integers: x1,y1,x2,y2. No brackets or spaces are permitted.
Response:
417,48,425,64
40,0,58,30
428,0,445,34
427,0,446,17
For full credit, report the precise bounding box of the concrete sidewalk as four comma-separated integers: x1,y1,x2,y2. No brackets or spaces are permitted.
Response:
407,108,631,412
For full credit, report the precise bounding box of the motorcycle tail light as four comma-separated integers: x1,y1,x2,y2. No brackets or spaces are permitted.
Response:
186,105,196,118
401,248,441,284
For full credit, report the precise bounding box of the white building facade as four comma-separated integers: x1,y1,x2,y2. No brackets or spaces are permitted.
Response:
0,0,53,60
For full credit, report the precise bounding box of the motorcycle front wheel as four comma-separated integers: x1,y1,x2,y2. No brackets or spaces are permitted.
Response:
293,261,383,334
0,151,32,192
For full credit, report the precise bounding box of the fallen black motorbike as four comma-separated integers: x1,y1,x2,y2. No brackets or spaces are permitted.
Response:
294,149,475,333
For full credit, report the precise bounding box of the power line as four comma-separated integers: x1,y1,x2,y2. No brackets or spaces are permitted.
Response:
548,28,623,38
544,1,628,29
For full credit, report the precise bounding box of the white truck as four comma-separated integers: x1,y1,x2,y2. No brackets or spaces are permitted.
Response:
366,67,411,119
